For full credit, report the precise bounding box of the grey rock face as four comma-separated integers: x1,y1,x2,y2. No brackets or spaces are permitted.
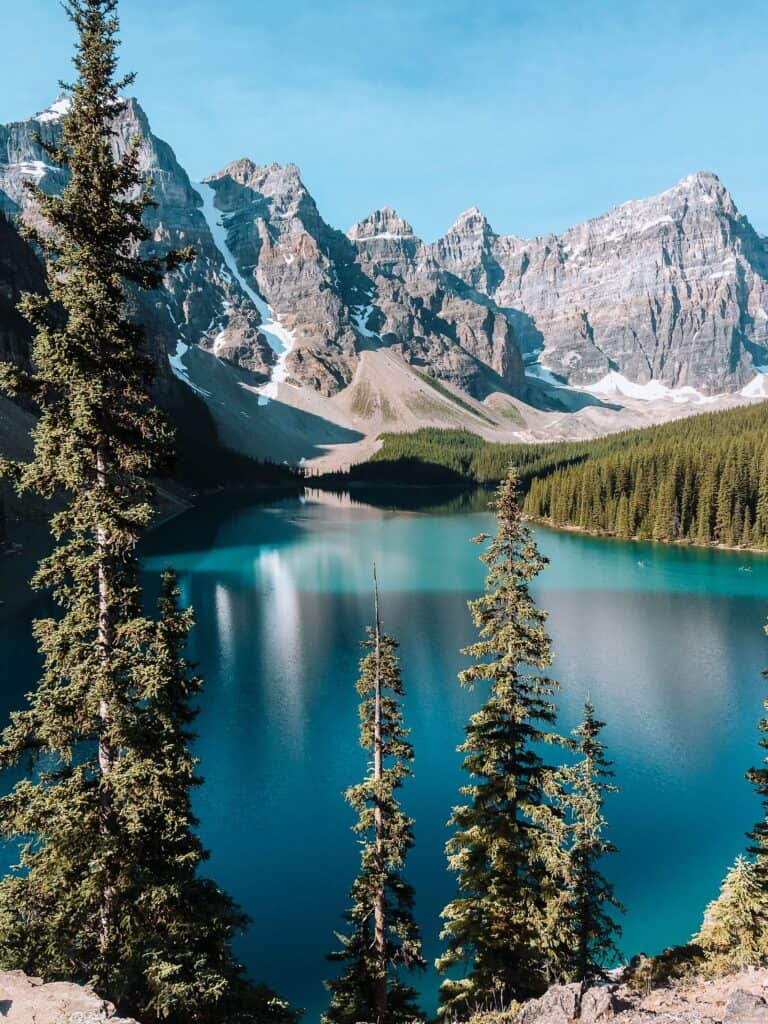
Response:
0,98,275,385
579,986,625,1024
0,969,140,1023
517,984,582,1024
204,159,365,395
200,167,524,398
723,991,768,1024
2,96,766,407
348,207,525,398
430,172,768,393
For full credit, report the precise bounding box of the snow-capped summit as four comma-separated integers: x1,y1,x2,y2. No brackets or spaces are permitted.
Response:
33,95,72,124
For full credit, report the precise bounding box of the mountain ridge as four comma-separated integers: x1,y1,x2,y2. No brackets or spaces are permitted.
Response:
2,97,768,471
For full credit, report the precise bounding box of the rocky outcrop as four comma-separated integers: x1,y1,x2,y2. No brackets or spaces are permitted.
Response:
0,970,140,1023
348,207,525,398
510,969,768,1024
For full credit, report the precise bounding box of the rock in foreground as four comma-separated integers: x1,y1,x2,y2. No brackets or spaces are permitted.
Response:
514,970,768,1024
0,970,140,1024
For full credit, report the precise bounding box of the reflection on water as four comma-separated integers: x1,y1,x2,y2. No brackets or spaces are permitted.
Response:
3,488,768,1021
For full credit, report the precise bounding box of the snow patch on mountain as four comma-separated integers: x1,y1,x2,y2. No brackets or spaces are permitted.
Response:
585,371,720,404
168,340,212,397
741,373,768,397
10,160,57,181
351,304,379,339
34,96,72,123
193,181,295,403
525,362,566,387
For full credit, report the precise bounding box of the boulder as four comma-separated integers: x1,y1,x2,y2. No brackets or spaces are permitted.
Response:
0,970,140,1023
723,990,768,1024
517,984,582,1024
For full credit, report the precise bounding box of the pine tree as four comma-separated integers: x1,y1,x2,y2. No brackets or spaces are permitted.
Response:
324,573,425,1024
614,494,631,538
747,635,768,890
437,471,566,1016
0,5,294,1022
554,703,623,985
694,856,768,972
118,572,298,1023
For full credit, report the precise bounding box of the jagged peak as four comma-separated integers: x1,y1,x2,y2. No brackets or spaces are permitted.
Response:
32,94,71,124
347,207,418,242
552,170,738,248
675,170,724,192
446,206,494,235
29,93,147,126
205,159,306,194
624,171,730,212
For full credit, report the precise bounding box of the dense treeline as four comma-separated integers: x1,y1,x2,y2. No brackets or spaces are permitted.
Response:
330,405,768,547
524,405,768,547
331,428,595,487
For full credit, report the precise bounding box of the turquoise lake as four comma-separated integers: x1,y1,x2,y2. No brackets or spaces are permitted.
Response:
3,486,768,1021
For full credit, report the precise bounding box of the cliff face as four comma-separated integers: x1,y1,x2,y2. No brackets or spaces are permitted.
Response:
0,97,275,385
199,165,525,399
432,172,768,393
206,163,768,399
349,207,524,398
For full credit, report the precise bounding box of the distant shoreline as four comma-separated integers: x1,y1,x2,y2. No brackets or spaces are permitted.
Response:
527,515,768,556
311,476,768,556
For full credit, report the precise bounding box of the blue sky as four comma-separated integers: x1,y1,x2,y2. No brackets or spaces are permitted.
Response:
2,0,767,240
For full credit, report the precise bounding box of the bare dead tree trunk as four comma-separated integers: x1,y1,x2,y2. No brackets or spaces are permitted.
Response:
372,565,388,1024
96,447,115,958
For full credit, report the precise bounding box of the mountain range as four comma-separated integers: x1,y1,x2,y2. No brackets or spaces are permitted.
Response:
2,96,768,471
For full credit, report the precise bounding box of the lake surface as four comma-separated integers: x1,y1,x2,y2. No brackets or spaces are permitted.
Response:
3,486,768,1021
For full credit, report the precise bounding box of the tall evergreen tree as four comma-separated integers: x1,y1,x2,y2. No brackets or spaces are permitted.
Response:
437,472,566,1017
747,627,768,887
324,573,425,1024
553,702,622,985
0,5,294,1022
120,572,298,1023
693,856,768,972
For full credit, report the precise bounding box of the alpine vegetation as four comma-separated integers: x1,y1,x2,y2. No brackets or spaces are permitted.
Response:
0,3,293,1022
553,702,623,985
693,856,767,973
437,472,568,1015
324,572,426,1024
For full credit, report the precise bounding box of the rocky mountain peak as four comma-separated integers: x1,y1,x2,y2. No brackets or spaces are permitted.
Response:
587,170,734,237
428,206,502,295
208,159,305,197
448,206,493,234
347,207,418,242
675,169,725,194
32,94,72,124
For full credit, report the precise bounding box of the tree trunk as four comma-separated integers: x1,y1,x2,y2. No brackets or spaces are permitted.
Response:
96,448,115,958
373,568,387,1024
